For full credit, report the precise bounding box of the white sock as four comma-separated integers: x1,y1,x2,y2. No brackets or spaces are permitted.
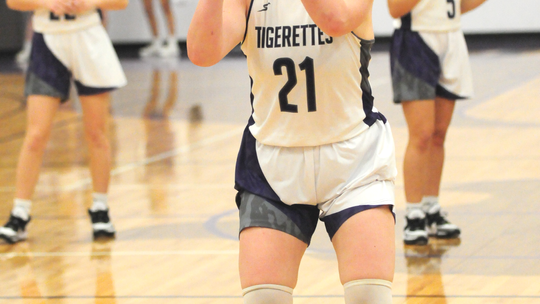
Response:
406,202,424,219
150,37,162,46
167,36,178,46
421,196,440,214
91,192,108,211
13,198,32,220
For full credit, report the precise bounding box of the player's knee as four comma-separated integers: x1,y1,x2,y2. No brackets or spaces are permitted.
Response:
242,284,293,304
431,129,448,147
410,132,432,151
343,279,392,304
84,128,109,149
24,129,50,152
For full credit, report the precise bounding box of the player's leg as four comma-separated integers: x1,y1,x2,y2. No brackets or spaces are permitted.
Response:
79,92,115,238
240,224,307,288
417,30,471,240
332,206,395,304
401,100,435,245
160,0,176,37
424,97,455,198
158,0,179,57
71,23,125,238
80,92,111,194
317,119,396,303
237,191,317,303
0,95,61,244
423,96,460,238
140,0,163,57
15,96,61,200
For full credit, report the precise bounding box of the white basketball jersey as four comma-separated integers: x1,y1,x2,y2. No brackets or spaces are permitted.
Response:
393,0,461,32
33,9,101,34
241,0,382,147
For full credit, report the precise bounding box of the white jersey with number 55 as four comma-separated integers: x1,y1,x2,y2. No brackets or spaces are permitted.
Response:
32,9,101,34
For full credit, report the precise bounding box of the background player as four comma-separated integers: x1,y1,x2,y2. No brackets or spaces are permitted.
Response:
139,0,179,58
0,0,128,244
388,0,488,245
188,0,397,303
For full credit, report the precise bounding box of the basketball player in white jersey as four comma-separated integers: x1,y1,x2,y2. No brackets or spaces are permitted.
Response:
139,0,180,58
388,0,488,245
0,0,128,244
189,0,397,303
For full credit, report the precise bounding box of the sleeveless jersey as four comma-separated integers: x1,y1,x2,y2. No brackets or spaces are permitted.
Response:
33,9,101,34
393,0,461,32
241,0,384,147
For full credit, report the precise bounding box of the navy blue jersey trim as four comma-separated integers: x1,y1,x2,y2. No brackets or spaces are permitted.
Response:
241,0,256,44
400,13,412,30
359,39,387,126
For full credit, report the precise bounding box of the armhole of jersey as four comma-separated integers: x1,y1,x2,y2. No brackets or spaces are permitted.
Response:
351,32,375,45
351,32,362,41
241,0,255,44
358,37,375,48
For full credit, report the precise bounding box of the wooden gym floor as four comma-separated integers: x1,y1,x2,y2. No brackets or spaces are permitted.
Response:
0,35,539,303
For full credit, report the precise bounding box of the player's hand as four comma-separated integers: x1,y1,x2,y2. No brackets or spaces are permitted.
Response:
44,0,76,16
71,0,99,14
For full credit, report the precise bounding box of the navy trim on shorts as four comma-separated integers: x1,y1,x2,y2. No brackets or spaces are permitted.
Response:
75,81,115,96
234,118,281,204
237,191,320,245
390,28,441,103
27,32,72,101
436,84,465,100
391,29,440,88
322,205,395,239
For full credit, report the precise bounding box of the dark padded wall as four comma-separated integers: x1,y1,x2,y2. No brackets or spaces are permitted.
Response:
0,5,25,51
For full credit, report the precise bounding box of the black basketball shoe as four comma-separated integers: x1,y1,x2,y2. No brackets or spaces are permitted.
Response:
88,209,116,239
0,213,31,244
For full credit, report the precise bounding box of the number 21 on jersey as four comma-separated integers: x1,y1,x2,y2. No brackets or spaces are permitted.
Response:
274,56,317,113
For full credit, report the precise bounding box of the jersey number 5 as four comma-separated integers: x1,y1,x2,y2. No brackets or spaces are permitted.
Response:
273,57,317,113
50,12,77,21
447,0,456,18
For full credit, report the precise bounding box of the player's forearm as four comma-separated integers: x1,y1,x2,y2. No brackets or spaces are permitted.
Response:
93,0,128,10
187,0,244,66
187,2,227,66
461,0,487,14
300,0,373,37
6,0,127,13
6,0,42,12
387,0,421,18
